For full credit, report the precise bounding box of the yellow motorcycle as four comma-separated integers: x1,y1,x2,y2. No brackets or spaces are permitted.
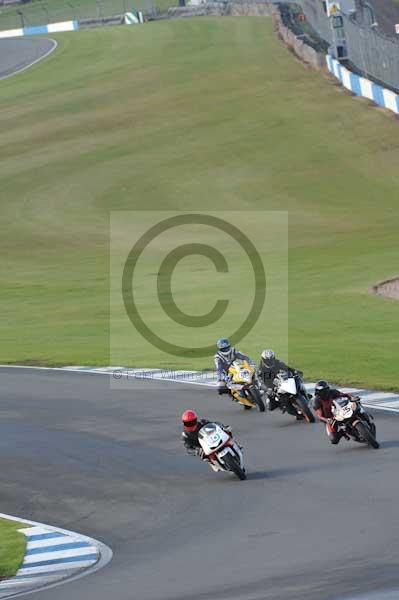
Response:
225,359,265,412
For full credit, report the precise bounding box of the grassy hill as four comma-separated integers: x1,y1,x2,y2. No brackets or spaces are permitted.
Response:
1,19,399,390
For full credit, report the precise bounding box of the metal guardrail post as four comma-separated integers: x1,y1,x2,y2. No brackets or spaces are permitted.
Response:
16,9,25,28
67,2,77,22
42,5,49,25
96,0,102,19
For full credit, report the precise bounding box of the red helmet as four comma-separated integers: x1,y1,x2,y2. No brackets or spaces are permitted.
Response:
182,409,198,432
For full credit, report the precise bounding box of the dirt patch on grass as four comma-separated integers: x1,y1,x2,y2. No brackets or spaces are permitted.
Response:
371,277,399,300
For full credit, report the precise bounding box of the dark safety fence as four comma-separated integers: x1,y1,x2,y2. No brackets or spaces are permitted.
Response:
295,0,399,91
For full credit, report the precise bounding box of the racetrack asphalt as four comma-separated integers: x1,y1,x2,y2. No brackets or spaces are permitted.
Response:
1,367,399,600
0,38,56,80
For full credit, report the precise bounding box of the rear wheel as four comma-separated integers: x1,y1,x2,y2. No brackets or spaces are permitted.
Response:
355,421,379,449
249,386,265,412
223,453,246,480
295,396,315,423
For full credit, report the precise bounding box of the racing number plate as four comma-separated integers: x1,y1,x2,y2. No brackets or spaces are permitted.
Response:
210,433,221,445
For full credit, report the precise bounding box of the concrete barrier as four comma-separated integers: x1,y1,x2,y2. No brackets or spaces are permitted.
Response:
272,8,325,71
169,1,274,18
326,54,399,115
226,1,275,16
0,20,79,38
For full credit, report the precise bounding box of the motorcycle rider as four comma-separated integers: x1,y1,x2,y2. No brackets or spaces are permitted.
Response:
258,349,308,411
313,380,355,444
181,409,232,459
214,338,254,396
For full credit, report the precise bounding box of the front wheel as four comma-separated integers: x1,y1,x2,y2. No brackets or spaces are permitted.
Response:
355,421,379,449
223,453,246,480
294,395,315,423
249,386,265,412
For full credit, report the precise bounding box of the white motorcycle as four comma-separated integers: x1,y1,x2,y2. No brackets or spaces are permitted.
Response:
273,370,315,423
197,422,246,480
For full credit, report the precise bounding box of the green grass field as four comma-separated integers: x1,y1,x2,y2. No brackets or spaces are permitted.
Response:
1,19,399,390
0,518,26,579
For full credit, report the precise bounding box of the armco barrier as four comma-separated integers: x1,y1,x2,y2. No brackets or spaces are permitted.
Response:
0,20,79,38
326,54,399,116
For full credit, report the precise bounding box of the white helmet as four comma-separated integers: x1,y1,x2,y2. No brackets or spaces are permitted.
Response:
261,349,275,361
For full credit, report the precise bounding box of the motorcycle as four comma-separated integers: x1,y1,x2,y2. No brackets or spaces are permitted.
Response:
330,397,379,449
225,359,265,412
197,422,246,480
272,369,315,423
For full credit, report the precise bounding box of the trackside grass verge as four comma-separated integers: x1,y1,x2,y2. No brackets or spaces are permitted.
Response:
0,518,26,579
1,20,399,390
